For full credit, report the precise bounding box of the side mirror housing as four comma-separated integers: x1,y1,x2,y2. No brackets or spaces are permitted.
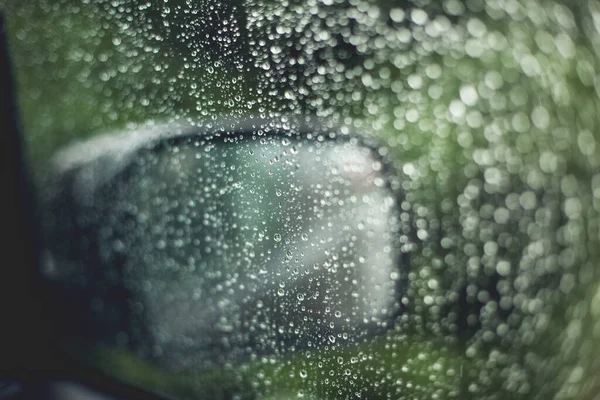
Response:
41,119,407,371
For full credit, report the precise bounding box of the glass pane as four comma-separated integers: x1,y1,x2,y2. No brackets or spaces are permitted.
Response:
6,0,600,398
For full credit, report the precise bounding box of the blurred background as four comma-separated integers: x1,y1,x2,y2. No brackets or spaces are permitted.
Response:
2,0,600,399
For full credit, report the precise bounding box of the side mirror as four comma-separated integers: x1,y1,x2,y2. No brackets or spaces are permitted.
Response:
41,119,405,372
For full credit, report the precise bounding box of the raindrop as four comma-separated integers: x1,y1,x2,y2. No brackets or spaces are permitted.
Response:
390,8,405,23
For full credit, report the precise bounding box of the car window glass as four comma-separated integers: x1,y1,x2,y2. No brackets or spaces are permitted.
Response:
4,0,600,399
